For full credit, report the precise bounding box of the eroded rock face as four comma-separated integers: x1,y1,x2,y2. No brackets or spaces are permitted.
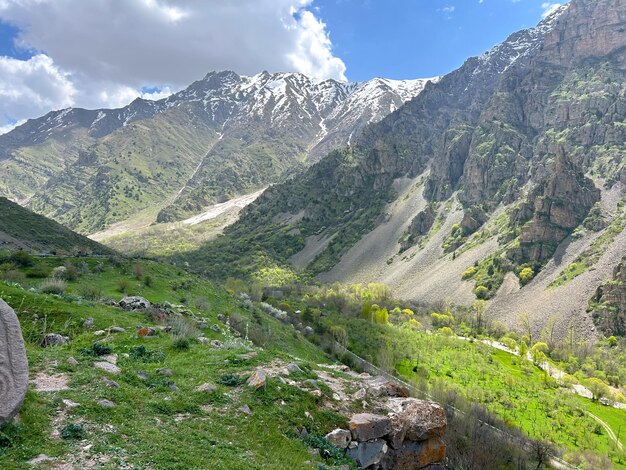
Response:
591,261,626,336
0,298,29,424
514,148,599,263
331,397,447,469
119,296,151,311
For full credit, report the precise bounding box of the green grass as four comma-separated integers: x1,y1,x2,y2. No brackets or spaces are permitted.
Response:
0,256,349,469
318,313,626,468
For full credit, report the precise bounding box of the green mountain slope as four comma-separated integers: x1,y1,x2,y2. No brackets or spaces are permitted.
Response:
0,198,113,255
186,0,626,339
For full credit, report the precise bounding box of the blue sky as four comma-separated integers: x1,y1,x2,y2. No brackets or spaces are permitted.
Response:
314,0,565,81
0,0,565,132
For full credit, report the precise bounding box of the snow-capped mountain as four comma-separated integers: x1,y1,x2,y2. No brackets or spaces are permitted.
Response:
0,70,436,232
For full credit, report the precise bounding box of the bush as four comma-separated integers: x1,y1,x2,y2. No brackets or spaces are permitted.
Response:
218,373,245,387
518,267,535,286
40,278,66,295
461,267,478,280
2,269,25,284
172,338,190,351
60,423,85,440
9,251,34,267
439,327,454,336
77,285,103,301
117,278,132,293
473,285,489,300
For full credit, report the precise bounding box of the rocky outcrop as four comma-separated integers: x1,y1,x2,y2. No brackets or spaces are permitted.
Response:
400,206,436,251
514,148,599,263
590,260,626,336
327,398,447,469
119,296,151,311
0,298,29,424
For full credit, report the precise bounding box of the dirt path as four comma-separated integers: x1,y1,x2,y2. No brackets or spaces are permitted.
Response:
588,412,624,452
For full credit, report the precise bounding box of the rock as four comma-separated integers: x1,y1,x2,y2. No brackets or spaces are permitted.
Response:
119,296,151,311
41,333,69,347
137,327,157,337
197,337,210,344
197,322,208,330
383,437,446,469
349,413,392,441
93,330,106,336
93,361,121,375
108,326,126,333
303,326,314,336
305,379,319,389
366,376,409,398
157,368,173,376
287,363,303,374
299,427,309,439
102,354,118,365
62,399,80,409
97,399,116,408
210,340,224,348
67,357,79,366
169,384,180,392
237,352,257,360
346,439,388,468
325,429,352,449
239,404,252,415
136,370,150,380
310,390,322,398
247,370,267,389
353,388,366,400
102,378,120,388
211,324,221,332
195,383,217,393
27,455,54,466
217,314,226,323
83,317,94,328
386,398,447,446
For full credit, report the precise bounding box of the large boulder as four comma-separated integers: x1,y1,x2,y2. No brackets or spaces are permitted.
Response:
0,298,29,424
366,376,410,398
349,413,392,441
346,439,388,468
325,428,352,449
382,438,446,470
119,296,151,311
386,398,447,446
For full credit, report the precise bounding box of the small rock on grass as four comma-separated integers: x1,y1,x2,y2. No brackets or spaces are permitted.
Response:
83,317,94,328
136,370,149,380
108,326,126,333
62,399,80,409
102,378,120,388
67,357,79,366
195,383,217,393
94,361,121,375
157,368,173,376
42,333,69,347
246,370,267,389
97,399,116,408
238,405,252,415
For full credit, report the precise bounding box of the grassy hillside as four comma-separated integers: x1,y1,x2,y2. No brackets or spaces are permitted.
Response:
0,256,357,469
0,198,113,255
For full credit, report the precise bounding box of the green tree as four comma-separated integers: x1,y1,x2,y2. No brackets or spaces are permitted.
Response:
518,267,534,285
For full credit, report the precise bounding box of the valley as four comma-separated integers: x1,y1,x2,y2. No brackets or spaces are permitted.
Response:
0,0,625,468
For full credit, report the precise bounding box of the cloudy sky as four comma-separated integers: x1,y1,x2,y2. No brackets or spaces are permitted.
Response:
0,0,563,133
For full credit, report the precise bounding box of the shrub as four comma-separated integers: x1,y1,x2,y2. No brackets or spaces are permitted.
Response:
473,285,489,300
77,285,103,301
439,327,454,336
518,267,535,286
462,267,478,280
40,278,66,295
133,263,144,280
80,342,112,357
60,423,85,440
172,338,190,351
218,373,245,387
9,251,34,267
2,269,25,284
143,275,153,287
25,266,51,279
117,278,132,293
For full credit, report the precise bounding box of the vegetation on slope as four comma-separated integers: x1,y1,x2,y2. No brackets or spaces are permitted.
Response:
0,198,113,256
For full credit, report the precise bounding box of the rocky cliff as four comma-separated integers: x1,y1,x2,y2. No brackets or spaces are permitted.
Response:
591,260,626,336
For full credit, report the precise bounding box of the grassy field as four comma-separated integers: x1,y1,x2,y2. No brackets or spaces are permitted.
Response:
0,257,353,469
317,313,626,469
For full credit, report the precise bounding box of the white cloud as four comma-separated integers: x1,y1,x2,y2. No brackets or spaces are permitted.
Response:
0,119,25,136
541,2,562,18
0,54,75,124
0,0,346,128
